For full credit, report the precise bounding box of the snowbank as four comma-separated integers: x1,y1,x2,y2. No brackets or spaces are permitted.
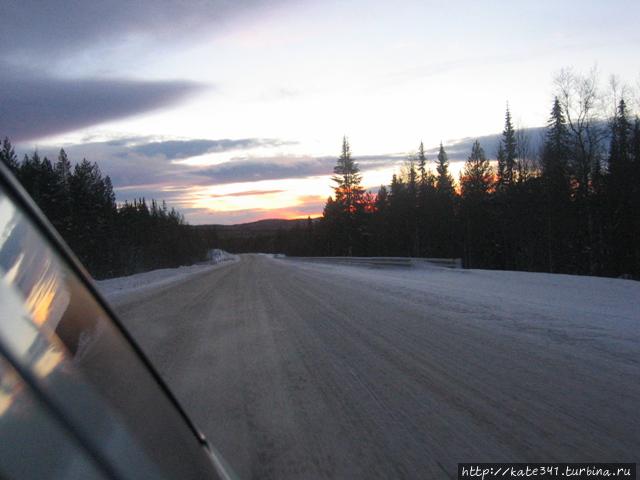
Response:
285,259,640,340
96,249,237,303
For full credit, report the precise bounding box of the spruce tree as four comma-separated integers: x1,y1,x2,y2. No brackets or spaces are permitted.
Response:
416,141,436,256
632,116,640,196
607,99,635,275
51,149,74,237
460,140,493,268
331,136,364,212
541,97,571,272
55,149,72,190
431,143,456,257
497,106,517,189
0,138,19,174
435,143,454,196
542,98,570,182
608,99,631,184
19,151,45,202
404,158,419,255
633,117,640,168
461,140,492,198
496,142,506,190
541,97,571,205
38,156,58,222
406,158,418,200
417,141,427,183
632,117,640,275
327,136,365,255
387,173,411,256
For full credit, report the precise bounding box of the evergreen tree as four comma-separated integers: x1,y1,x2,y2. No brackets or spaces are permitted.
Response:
460,141,493,267
0,138,19,174
37,156,58,222
19,151,44,202
416,141,436,256
2,141,212,278
405,158,419,255
55,149,72,189
417,141,427,183
607,99,635,275
432,143,457,257
541,98,572,272
406,158,418,199
633,117,640,168
632,117,640,275
51,149,74,237
435,142,454,196
497,106,517,189
321,196,344,255
608,99,632,184
632,116,640,200
542,98,570,183
387,173,411,255
331,136,364,213
369,185,390,256
326,136,365,255
496,142,506,190
461,141,492,198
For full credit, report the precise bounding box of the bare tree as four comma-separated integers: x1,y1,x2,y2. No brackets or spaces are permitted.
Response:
554,67,607,274
515,125,538,182
605,74,639,118
554,67,606,191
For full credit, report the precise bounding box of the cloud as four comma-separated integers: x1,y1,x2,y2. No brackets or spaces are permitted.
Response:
1,1,283,141
20,135,406,195
426,126,546,162
196,153,403,185
0,65,206,141
1,1,280,61
130,138,295,160
209,189,286,198
16,137,198,188
198,157,335,184
17,136,318,190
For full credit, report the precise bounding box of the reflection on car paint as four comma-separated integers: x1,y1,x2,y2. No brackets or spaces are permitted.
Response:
0,355,110,479
0,190,170,480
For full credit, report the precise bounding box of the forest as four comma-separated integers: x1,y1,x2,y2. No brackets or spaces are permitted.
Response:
0,143,214,279
269,71,640,279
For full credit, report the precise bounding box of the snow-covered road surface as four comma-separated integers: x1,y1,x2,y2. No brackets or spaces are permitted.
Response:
107,254,639,479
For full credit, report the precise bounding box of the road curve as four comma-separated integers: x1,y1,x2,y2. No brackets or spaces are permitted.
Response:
111,254,639,479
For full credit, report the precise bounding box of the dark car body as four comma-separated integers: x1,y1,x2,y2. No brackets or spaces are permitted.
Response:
0,162,237,479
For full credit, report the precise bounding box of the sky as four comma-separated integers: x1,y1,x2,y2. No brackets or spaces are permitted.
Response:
3,0,639,224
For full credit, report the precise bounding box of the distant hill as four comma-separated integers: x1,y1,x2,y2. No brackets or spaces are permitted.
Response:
194,217,320,254
195,217,318,238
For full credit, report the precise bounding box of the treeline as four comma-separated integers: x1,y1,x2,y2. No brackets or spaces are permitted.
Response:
0,142,213,279
280,71,640,278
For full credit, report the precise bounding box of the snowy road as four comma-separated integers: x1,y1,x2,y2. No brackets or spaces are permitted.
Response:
109,254,639,479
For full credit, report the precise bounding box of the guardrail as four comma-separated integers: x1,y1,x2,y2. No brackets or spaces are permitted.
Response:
411,257,463,268
280,256,462,269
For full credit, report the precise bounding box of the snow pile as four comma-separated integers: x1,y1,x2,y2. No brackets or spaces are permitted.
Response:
96,250,238,303
207,249,237,263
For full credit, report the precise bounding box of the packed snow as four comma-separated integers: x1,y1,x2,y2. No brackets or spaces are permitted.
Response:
96,249,237,303
111,254,640,477
284,258,640,342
